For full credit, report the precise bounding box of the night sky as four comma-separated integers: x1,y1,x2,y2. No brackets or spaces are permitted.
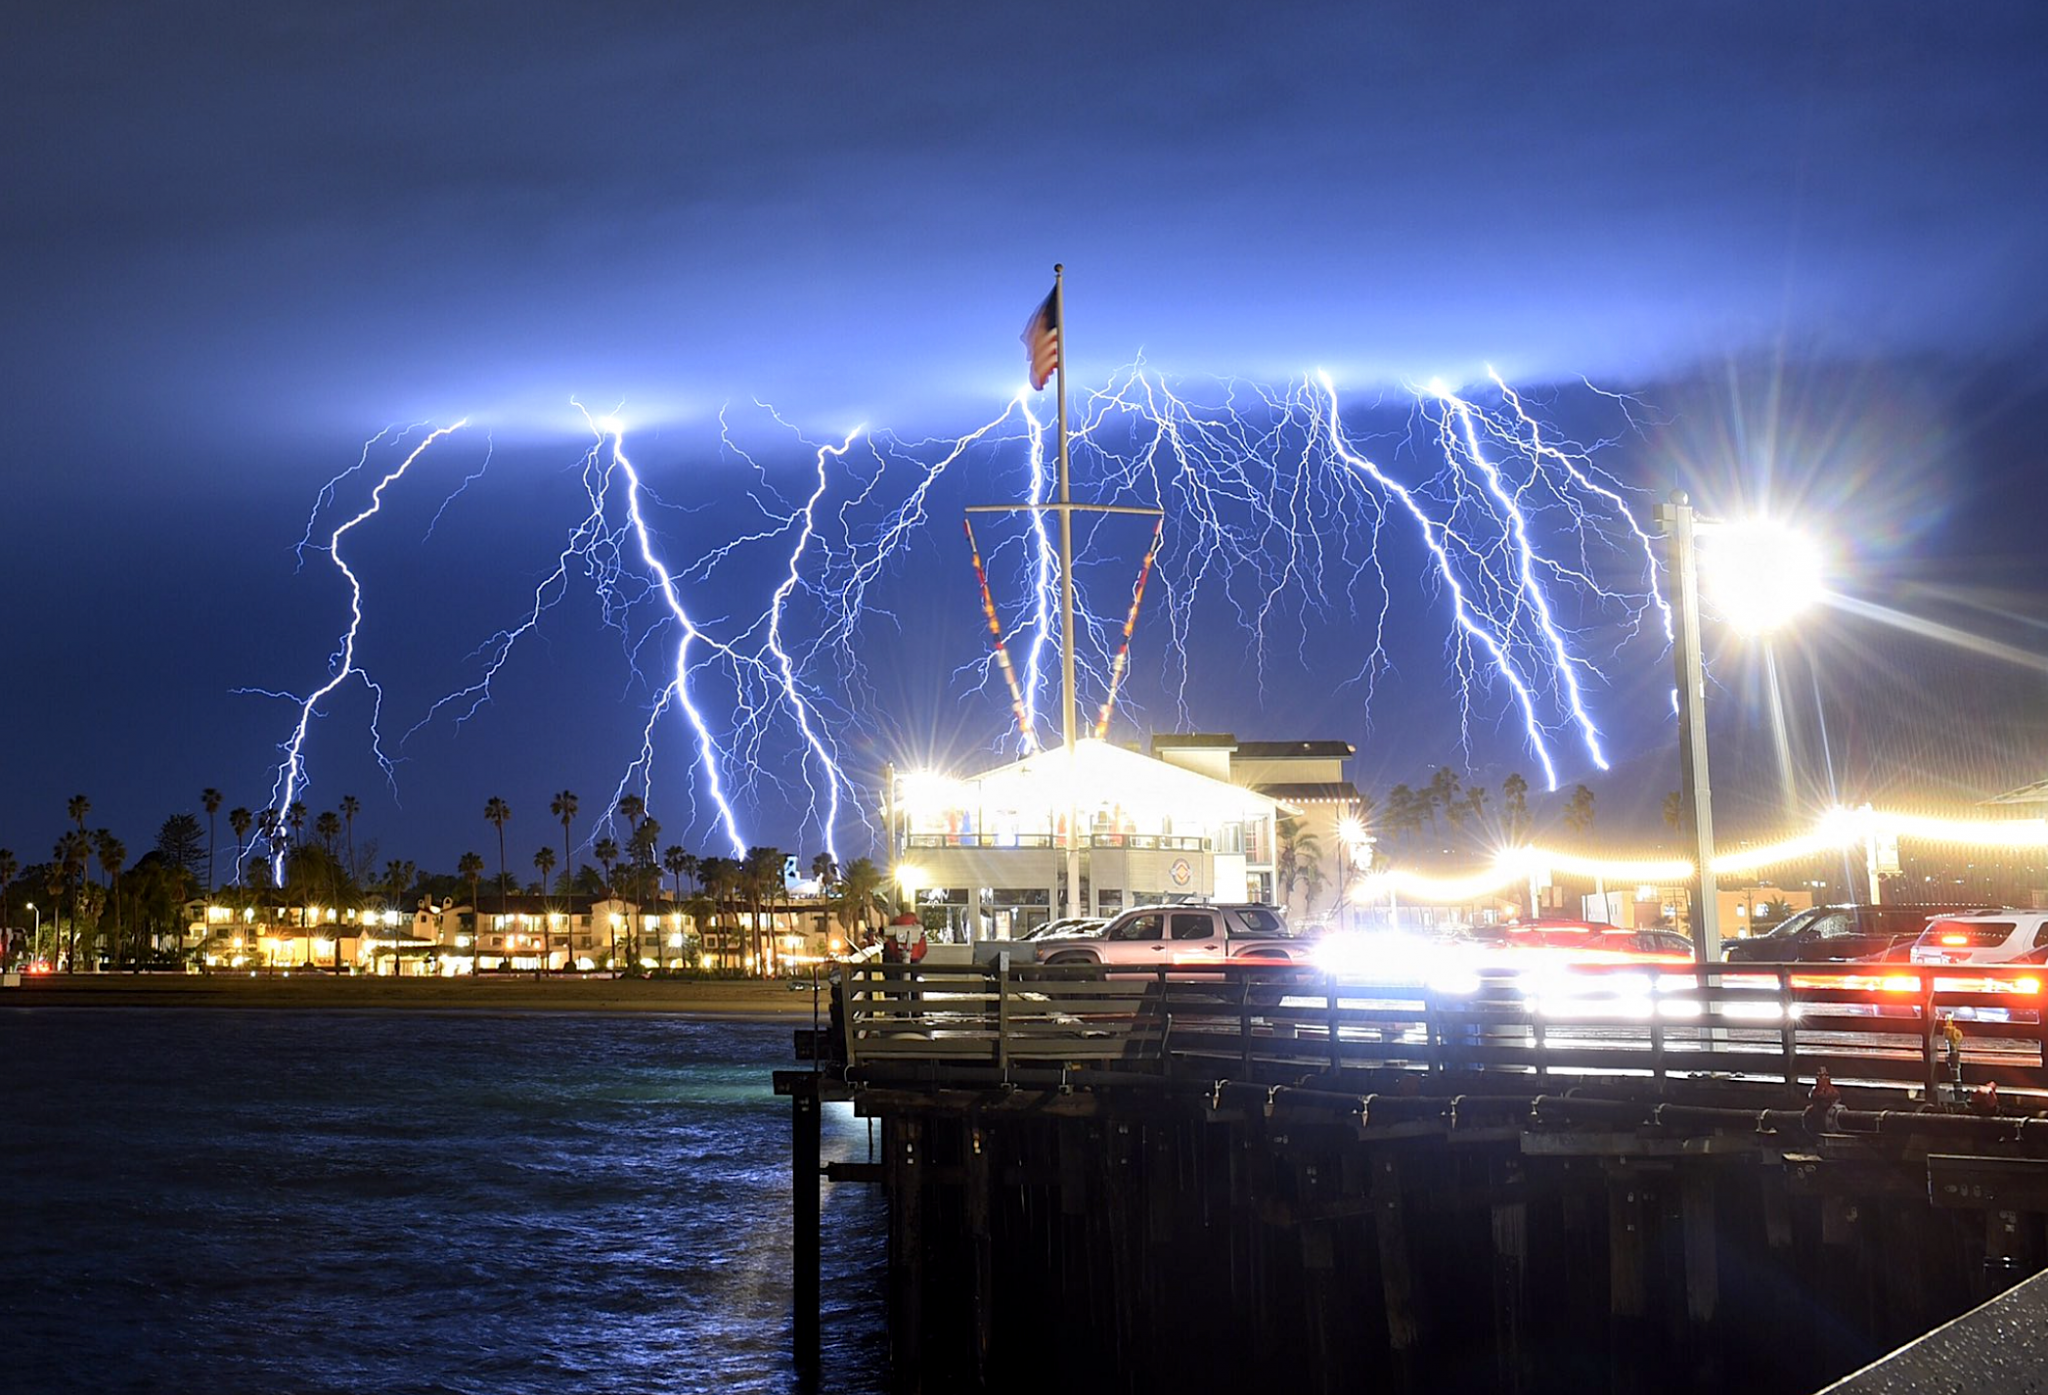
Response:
5,2,2048,877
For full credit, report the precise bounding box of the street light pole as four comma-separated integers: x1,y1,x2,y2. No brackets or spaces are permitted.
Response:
1656,492,1721,962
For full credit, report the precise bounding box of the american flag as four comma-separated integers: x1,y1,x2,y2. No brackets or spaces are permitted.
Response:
1021,286,1060,391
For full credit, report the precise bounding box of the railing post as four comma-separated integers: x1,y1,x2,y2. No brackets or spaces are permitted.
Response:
1424,986,1441,1076
843,964,863,1067
996,958,1010,1073
1240,971,1253,1074
1921,979,1940,1102
1650,990,1666,1083
1327,972,1342,1073
1778,968,1797,1091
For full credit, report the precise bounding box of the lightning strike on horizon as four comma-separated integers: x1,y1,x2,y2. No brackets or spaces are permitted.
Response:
253,366,1666,867
254,419,468,874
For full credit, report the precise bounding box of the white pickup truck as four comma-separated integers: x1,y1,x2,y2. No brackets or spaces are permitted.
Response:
1023,902,1305,966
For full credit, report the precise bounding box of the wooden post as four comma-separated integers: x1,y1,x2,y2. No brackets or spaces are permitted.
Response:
1608,1174,1651,1395
965,1120,994,1384
1372,1151,1423,1376
1680,1165,1720,1389
886,1114,926,1390
791,1079,822,1365
1490,1155,1531,1395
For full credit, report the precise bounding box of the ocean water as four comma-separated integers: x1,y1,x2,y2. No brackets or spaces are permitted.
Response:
0,1008,888,1394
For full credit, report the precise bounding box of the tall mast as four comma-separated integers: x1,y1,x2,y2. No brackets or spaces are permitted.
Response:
1054,265,1082,918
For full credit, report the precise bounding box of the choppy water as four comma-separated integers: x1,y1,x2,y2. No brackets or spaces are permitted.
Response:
0,1008,887,1394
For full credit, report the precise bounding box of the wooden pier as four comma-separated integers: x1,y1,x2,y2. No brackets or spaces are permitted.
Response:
778,959,2048,1393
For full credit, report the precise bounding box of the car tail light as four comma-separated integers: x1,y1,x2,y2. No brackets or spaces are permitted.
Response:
1879,975,1922,994
1940,934,1970,946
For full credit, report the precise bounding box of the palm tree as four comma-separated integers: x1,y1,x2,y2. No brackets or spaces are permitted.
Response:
834,857,886,947
550,790,578,893
1563,784,1596,838
1275,815,1323,918
533,846,557,975
593,837,619,898
682,892,716,967
55,828,88,971
383,859,417,910
1662,790,1683,832
315,809,341,856
228,807,253,888
617,793,645,835
339,794,361,882
287,801,307,849
0,848,17,965
457,850,485,974
742,846,785,973
202,788,223,894
483,798,511,914
1501,773,1532,843
698,856,740,969
68,794,90,840
629,816,662,901
1425,767,1461,837
664,845,691,903
810,853,838,890
95,832,126,968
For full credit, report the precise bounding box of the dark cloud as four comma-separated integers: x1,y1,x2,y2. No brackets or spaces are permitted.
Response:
2,1,2045,867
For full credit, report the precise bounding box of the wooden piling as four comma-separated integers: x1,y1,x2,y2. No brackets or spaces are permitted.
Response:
885,1114,926,1390
791,1078,821,1365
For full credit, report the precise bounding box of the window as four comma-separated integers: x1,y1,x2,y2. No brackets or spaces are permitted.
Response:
1226,906,1289,937
1169,913,1212,941
1809,912,1856,939
1110,913,1164,942
2034,921,2048,949
1919,920,2016,948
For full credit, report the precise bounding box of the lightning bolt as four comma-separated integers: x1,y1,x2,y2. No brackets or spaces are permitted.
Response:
252,364,1667,866
254,420,468,874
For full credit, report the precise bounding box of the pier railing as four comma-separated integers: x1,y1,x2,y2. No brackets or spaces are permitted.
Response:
838,958,2048,1096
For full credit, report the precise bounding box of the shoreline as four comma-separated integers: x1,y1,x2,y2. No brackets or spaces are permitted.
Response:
0,972,824,1019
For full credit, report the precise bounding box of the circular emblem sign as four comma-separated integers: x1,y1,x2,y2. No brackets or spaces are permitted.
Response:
1169,857,1193,888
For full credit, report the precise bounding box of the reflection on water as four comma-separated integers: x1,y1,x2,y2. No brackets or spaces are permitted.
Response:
0,1009,886,1394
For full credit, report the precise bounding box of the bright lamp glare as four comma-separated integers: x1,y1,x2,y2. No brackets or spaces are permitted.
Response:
1701,517,1822,636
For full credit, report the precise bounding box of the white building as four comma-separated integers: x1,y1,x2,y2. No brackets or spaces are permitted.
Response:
886,734,1363,940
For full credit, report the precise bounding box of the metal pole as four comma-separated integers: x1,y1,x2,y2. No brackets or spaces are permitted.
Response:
1658,492,1721,962
1054,264,1082,921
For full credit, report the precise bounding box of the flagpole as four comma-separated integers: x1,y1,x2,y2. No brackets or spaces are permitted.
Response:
1054,263,1082,921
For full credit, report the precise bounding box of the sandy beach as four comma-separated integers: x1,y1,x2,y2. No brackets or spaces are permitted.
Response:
0,971,825,1019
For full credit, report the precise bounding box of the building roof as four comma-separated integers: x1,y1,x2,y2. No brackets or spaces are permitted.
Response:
959,738,1281,822
1235,740,1356,759
1253,782,1363,805
1985,778,2048,806
1148,732,1240,752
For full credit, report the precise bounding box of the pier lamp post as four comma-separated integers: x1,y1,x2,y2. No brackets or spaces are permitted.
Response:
1656,495,1822,963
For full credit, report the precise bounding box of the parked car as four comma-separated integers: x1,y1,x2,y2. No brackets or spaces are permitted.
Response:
1030,903,1302,966
1722,903,1987,963
1469,921,1695,965
1908,911,2048,966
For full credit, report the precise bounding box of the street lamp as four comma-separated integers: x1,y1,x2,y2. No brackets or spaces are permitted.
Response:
26,902,38,964
1657,496,1823,963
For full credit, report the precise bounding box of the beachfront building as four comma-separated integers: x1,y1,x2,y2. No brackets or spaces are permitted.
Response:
1150,735,1368,927
186,898,401,971
886,735,1368,940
